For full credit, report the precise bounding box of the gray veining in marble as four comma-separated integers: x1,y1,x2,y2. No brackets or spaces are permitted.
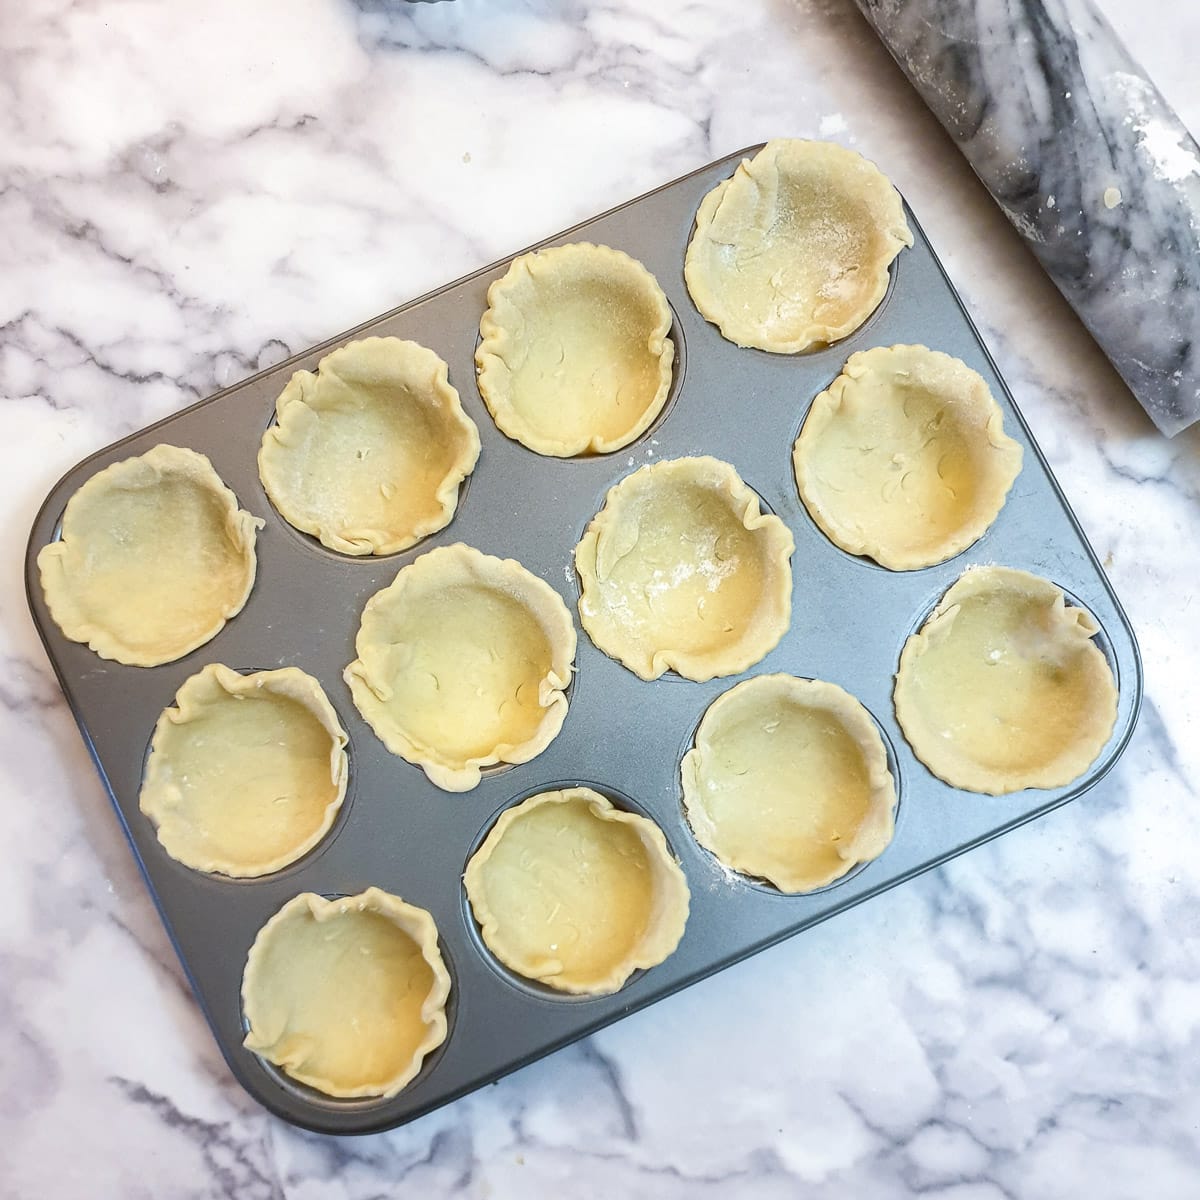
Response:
855,0,1200,436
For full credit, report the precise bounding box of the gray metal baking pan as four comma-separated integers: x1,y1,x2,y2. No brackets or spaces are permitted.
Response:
25,146,1143,1135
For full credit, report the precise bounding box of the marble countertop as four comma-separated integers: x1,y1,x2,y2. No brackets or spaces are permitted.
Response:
4,0,1198,1194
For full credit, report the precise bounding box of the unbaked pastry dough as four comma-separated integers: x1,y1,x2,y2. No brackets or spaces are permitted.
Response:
894,566,1119,794
241,888,451,1099
681,674,897,892
259,337,480,555
575,456,794,681
463,787,689,995
476,242,674,456
684,139,913,353
37,444,262,666
793,345,1023,569
345,543,576,791
139,664,349,878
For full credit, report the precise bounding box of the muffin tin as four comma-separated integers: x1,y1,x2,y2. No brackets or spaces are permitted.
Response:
24,146,1143,1134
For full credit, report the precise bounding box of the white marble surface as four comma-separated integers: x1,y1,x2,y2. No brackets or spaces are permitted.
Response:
3,0,1199,1194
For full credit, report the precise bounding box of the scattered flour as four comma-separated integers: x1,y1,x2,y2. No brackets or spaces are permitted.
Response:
819,112,848,138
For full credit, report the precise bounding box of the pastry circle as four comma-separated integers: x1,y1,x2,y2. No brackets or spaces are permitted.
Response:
139,664,349,878
575,456,794,682
684,139,913,353
464,787,690,995
37,444,262,667
794,345,1023,570
259,337,480,556
476,242,675,457
681,675,897,892
345,543,576,792
241,888,451,1099
894,566,1119,794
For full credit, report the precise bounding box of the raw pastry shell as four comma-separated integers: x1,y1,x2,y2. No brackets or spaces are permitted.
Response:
37,443,262,666
894,566,1119,794
476,242,675,457
259,336,480,556
684,138,913,353
463,787,690,996
241,888,451,1099
139,663,349,878
793,345,1023,570
345,543,576,791
682,675,897,892
575,456,794,681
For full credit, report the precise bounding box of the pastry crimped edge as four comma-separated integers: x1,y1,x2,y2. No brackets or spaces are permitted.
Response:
463,786,691,995
893,566,1119,794
793,344,1024,570
37,443,262,667
681,674,897,892
684,138,914,353
258,336,481,556
475,242,675,456
574,455,794,682
241,887,451,1099
139,663,350,878
344,542,577,792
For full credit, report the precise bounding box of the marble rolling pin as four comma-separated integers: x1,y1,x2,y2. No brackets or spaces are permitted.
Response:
852,0,1200,436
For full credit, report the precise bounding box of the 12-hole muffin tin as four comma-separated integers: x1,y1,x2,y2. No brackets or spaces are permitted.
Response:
25,147,1143,1134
